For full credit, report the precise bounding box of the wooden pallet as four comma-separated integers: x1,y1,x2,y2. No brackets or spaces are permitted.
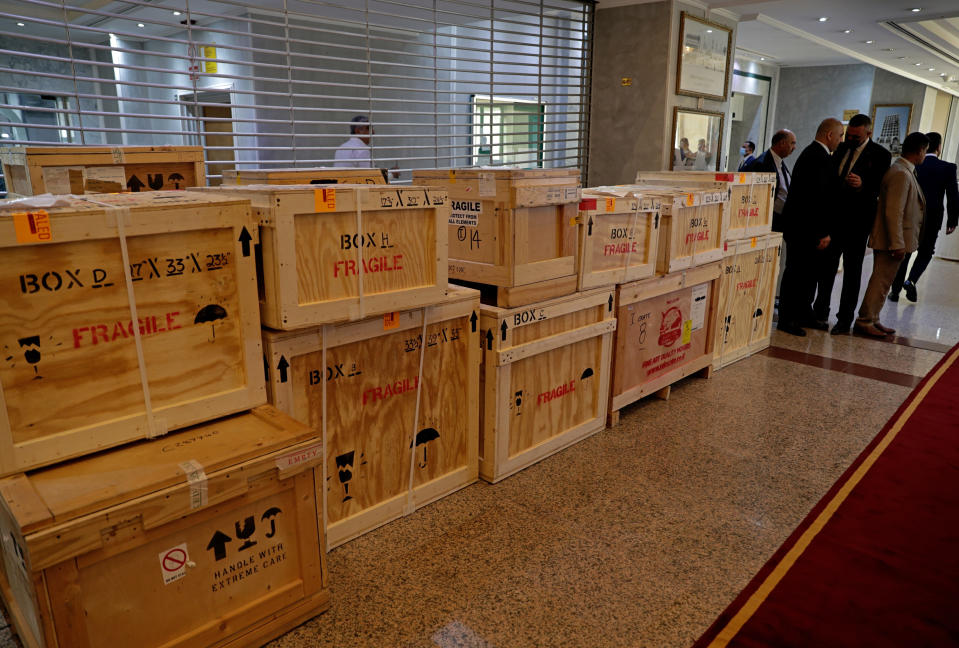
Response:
223,167,388,185
576,188,660,290
0,191,265,476
479,287,616,483
608,262,721,426
713,233,783,370
413,168,581,299
0,146,205,197
194,183,449,329
262,285,480,548
636,170,775,240
0,406,328,648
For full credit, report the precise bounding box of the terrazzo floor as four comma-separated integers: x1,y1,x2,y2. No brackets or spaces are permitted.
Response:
1,257,955,648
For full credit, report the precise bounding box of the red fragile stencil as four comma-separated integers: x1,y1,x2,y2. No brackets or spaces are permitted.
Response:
579,198,597,210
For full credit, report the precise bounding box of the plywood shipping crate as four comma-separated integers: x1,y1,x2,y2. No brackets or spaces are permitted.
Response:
0,406,328,648
413,168,581,307
622,184,726,275
479,287,616,482
0,191,265,476
263,285,479,548
0,146,206,197
713,233,783,370
609,262,721,426
577,188,660,290
194,184,448,329
223,167,388,185
636,170,776,240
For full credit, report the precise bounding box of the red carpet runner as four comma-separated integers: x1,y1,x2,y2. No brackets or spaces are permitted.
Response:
693,343,959,648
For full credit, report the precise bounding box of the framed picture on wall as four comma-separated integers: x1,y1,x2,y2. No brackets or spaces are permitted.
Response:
670,107,725,171
872,104,913,156
676,12,733,101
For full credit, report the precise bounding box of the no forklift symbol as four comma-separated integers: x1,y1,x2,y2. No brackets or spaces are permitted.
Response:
159,543,190,585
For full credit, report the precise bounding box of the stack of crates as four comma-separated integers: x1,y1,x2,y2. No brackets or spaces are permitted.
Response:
0,188,329,648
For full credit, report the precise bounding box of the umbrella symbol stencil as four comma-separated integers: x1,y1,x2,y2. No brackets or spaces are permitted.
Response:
195,304,227,340
410,427,440,469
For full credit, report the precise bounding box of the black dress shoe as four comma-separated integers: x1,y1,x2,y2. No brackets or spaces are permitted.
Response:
831,322,851,335
903,281,918,302
802,319,830,331
778,322,807,336
888,291,900,302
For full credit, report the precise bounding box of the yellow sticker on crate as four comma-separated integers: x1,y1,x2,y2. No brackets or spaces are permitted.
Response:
383,312,400,330
13,211,53,243
751,237,757,248
682,319,692,345
739,173,747,184
686,193,695,207
314,188,337,212
605,198,616,212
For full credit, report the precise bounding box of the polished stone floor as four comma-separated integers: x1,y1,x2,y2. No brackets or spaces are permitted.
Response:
1,257,955,648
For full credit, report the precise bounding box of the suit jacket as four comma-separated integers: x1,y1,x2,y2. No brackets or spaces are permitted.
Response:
917,154,959,230
870,158,925,252
747,149,788,230
737,154,755,171
780,141,834,243
832,139,891,235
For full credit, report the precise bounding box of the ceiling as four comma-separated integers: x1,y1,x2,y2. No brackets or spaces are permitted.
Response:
596,0,959,96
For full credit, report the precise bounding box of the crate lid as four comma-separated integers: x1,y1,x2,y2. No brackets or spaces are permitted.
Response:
0,407,316,532
636,171,776,185
224,167,385,176
722,232,784,256
414,168,580,180
0,190,249,217
0,145,202,156
622,184,727,206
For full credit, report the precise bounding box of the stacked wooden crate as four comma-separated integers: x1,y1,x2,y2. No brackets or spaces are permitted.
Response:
0,190,330,647
0,146,206,197
410,169,617,482
195,182,479,547
223,167,388,185
635,171,781,369
579,185,724,425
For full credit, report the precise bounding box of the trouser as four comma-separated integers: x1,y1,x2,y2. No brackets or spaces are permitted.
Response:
857,251,903,325
814,228,868,324
779,237,821,325
891,216,942,292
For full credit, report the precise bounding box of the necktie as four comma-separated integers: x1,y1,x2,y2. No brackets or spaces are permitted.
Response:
839,150,854,179
781,161,790,191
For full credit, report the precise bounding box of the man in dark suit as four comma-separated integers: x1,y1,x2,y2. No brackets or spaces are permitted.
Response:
777,118,845,336
813,114,892,335
746,129,797,232
889,131,959,302
738,140,756,171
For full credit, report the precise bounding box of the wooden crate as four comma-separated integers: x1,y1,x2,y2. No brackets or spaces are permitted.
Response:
0,405,328,648
577,188,661,290
413,168,581,307
194,184,448,329
0,146,206,197
223,167,388,185
479,287,616,483
713,233,783,369
263,285,480,548
609,262,721,426
0,191,265,476
623,185,726,275
636,171,776,240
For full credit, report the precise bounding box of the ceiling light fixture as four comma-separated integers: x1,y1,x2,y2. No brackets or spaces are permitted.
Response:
915,62,922,66
928,67,935,71
173,10,181,15
864,40,874,44
760,57,765,61
706,29,712,33
884,48,895,51
818,16,829,22
898,56,906,59
910,7,922,12
17,21,25,26
137,23,144,27
842,29,853,34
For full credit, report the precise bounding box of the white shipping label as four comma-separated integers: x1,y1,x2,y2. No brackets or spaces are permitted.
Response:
41,166,82,195
159,543,190,585
449,199,481,228
85,165,126,189
478,172,496,197
690,284,708,330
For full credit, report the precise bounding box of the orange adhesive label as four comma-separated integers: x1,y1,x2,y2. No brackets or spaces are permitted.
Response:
605,198,616,212
686,194,695,207
13,211,53,244
314,188,336,212
739,173,747,183
750,237,757,248
383,312,400,330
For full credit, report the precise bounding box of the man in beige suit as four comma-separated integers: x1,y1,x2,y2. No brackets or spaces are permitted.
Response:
855,132,929,337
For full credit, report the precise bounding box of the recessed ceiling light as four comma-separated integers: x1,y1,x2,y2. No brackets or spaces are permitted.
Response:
137,23,144,27
884,48,895,51
910,7,922,12
760,57,766,61
173,10,181,15
928,67,935,71
915,62,922,66
1,134,9,138
842,29,853,34
16,21,24,26
818,17,829,22
864,40,874,44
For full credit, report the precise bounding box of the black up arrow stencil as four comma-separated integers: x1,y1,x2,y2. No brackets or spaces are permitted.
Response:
587,216,593,236
470,311,478,332
608,294,614,312
277,356,289,383
239,227,252,257
500,320,508,341
486,329,493,350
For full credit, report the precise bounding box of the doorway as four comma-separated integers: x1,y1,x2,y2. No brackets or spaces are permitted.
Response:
180,90,235,186
728,70,772,171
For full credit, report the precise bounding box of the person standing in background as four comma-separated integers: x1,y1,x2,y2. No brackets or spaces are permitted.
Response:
813,114,892,335
747,129,797,232
855,132,928,337
889,131,959,302
334,115,373,168
777,118,844,336
738,140,756,171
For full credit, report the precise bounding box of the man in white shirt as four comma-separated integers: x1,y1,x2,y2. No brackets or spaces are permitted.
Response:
334,116,373,168
745,129,797,232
